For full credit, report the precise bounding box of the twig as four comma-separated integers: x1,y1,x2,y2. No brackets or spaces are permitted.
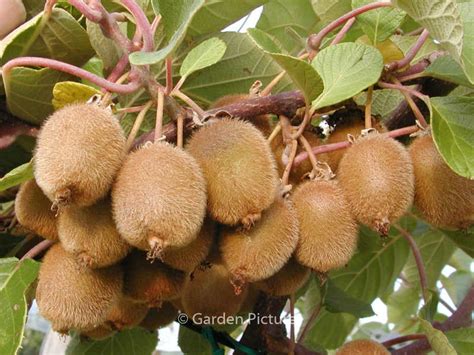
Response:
299,134,320,174
120,0,153,52
365,86,373,129
330,17,356,45
20,240,54,261
155,90,165,143
106,54,130,84
291,106,312,140
172,90,206,117
68,0,102,22
126,100,153,150
382,334,426,348
386,29,430,72
297,301,322,343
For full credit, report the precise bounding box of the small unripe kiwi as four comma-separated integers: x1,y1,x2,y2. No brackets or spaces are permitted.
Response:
293,179,358,272
254,257,310,296
123,250,187,307
337,134,414,234
36,244,123,333
187,118,279,227
57,198,131,268
336,339,389,355
105,296,149,330
35,103,126,208
15,180,58,241
210,94,272,136
219,197,299,288
112,142,206,258
139,302,178,331
409,133,474,229
160,218,215,273
181,262,248,322
0,0,26,39
80,324,116,340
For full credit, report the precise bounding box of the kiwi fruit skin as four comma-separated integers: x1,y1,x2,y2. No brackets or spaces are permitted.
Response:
181,262,249,322
80,324,116,340
112,142,206,253
105,296,149,330
210,94,272,136
57,198,131,268
254,257,310,296
35,103,126,207
123,250,187,307
409,134,474,229
139,302,178,331
336,339,389,355
293,180,358,272
36,244,123,333
161,218,215,273
337,134,414,234
187,118,279,226
219,197,299,284
15,179,58,241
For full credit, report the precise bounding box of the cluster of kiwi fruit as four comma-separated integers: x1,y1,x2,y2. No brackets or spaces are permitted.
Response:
14,92,473,341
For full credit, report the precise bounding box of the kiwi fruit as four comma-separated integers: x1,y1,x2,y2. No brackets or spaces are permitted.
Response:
337,134,414,234
14,179,58,241
80,324,116,340
112,142,206,258
292,179,358,272
161,218,215,273
123,250,187,307
187,118,279,227
105,296,149,330
36,244,123,333
219,197,299,289
254,257,310,296
181,262,248,322
139,302,178,331
210,94,272,136
336,339,389,355
409,133,474,229
57,198,131,268
34,103,126,208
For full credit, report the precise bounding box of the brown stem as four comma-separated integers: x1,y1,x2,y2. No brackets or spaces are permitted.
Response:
165,57,173,95
20,240,54,261
382,334,426,348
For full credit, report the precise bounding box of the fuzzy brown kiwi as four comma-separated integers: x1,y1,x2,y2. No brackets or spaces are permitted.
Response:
337,134,414,234
112,142,206,258
139,302,178,331
105,296,149,330
409,133,474,229
80,324,116,340
271,130,329,184
336,339,389,355
14,179,58,241
187,118,279,227
219,197,299,290
210,94,272,136
181,262,249,322
160,218,215,273
36,244,123,333
57,198,131,268
254,257,310,296
34,103,126,208
123,250,187,307
292,179,358,272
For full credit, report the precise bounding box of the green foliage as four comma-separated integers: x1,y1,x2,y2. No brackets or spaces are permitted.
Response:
0,162,33,192
179,38,227,79
419,318,457,355
445,328,474,354
178,326,212,354
322,279,375,318
52,81,101,110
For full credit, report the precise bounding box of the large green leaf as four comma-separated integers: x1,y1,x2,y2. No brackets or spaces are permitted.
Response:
0,258,40,355
130,0,205,65
352,0,405,43
445,328,474,354
419,318,457,355
431,96,474,178
66,328,158,355
425,55,474,88
181,32,293,106
392,0,463,62
0,162,33,192
247,28,285,54
323,279,375,318
179,38,227,79
86,20,122,72
311,0,352,23
387,286,420,333
441,271,473,307
442,227,474,258
311,42,383,109
459,2,474,84
257,0,319,54
354,89,405,122
391,34,439,65
178,325,211,353
187,0,268,37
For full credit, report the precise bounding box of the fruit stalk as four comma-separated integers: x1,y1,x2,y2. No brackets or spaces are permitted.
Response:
126,100,153,149
155,89,165,143
364,86,373,129
19,239,54,261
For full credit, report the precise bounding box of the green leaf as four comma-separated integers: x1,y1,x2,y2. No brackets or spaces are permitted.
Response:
52,82,101,110
0,258,40,355
441,270,473,306
129,0,205,65
311,0,352,23
392,0,463,62
352,0,405,43
187,0,268,37
179,38,227,79
419,318,457,355
66,328,158,355
323,279,375,318
419,290,439,322
442,227,474,258
431,96,474,178
387,286,420,332
446,328,474,355
0,162,33,192
257,0,319,55
425,56,474,88
391,34,439,65
86,20,122,72
459,2,474,84
178,325,211,353
248,28,284,54
355,89,405,122
311,42,383,109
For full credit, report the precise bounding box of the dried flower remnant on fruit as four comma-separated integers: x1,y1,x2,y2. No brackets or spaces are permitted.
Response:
35,103,126,209
336,339,390,355
187,118,279,228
